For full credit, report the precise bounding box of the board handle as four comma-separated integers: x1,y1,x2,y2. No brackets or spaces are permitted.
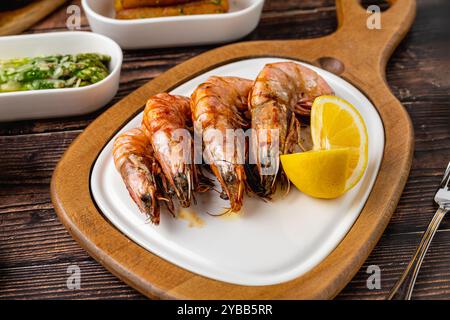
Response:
336,0,416,34
330,0,416,71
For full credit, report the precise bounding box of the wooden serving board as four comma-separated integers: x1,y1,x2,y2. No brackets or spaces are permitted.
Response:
0,0,67,36
51,0,416,299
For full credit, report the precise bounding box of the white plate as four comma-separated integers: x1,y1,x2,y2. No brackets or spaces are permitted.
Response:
91,58,384,286
82,0,264,49
0,32,122,122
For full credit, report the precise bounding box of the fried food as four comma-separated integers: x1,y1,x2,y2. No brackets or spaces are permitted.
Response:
115,0,229,19
115,0,192,10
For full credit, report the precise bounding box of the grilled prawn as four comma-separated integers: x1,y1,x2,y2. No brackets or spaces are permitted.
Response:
113,127,171,225
249,62,334,196
142,93,196,208
191,76,253,212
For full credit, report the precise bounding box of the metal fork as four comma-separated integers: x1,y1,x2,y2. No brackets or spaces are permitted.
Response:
388,161,450,300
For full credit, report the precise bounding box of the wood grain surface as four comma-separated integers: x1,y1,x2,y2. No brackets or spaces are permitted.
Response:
51,0,417,299
0,0,449,300
0,0,67,36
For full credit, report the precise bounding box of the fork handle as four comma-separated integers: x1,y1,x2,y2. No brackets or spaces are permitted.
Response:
388,206,448,300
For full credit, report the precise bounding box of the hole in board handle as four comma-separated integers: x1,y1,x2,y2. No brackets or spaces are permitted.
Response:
317,57,345,75
360,0,391,12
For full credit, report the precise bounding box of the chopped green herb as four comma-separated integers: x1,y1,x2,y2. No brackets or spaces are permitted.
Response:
0,53,111,93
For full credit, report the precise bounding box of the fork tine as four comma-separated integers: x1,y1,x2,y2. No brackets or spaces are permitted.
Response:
440,162,450,189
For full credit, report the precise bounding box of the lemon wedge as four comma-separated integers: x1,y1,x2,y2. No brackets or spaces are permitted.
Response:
280,148,351,199
281,95,368,198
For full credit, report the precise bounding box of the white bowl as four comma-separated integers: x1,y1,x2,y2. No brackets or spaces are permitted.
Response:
0,31,122,122
82,0,265,49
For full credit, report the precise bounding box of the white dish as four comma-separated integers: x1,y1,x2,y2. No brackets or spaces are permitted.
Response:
0,32,122,122
82,0,265,49
91,58,385,286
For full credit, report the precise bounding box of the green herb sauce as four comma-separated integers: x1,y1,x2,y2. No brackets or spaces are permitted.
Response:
0,53,111,93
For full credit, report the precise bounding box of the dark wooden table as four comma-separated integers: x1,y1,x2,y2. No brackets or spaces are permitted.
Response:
0,0,449,300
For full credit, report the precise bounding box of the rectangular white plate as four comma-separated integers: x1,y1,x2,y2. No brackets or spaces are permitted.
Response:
82,0,264,49
0,32,122,121
91,58,385,286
